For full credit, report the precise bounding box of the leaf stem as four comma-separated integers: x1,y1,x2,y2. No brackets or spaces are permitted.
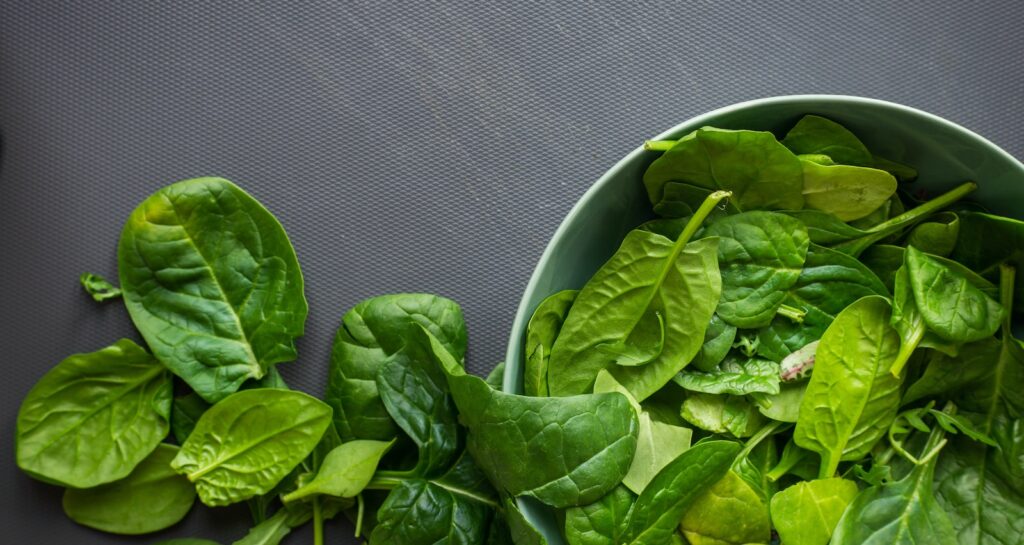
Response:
644,140,677,152
734,421,787,466
777,304,806,324
867,181,977,237
312,498,324,545
365,475,404,490
354,493,365,538
819,451,841,479
890,325,923,377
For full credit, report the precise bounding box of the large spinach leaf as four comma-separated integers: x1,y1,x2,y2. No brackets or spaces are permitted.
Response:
799,159,897,221
118,177,307,403
564,485,635,545
16,339,171,488
795,296,903,477
769,477,858,545
621,441,740,545
369,478,491,545
62,444,195,535
524,290,577,397
429,328,638,508
702,211,809,328
326,293,466,442
679,470,771,545
644,127,804,211
548,193,725,400
171,389,332,506
756,244,888,361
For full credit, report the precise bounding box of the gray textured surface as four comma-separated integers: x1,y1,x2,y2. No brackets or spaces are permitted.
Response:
1,1,1022,543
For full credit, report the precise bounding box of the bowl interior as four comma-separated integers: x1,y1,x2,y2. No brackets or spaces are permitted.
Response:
501,95,1024,543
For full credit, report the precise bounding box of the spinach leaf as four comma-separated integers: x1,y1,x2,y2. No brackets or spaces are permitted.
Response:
794,296,903,477
673,357,780,396
171,389,332,506
952,211,1024,313
756,381,807,423
376,337,461,475
501,496,550,545
622,412,692,494
690,314,737,371
79,272,122,301
485,361,506,390
873,155,919,181
781,114,873,166
621,441,740,545
231,509,294,545
370,478,491,545
832,424,957,545
702,211,810,328
906,245,1003,343
280,440,392,503
564,485,635,545
16,339,171,488
906,211,959,257
326,293,466,442
548,192,725,400
756,244,887,361
171,393,210,444
733,435,780,501
799,159,897,221
62,444,195,535
118,177,307,403
889,264,959,376
524,290,576,396
650,182,741,219
681,393,766,438
644,127,804,211
429,328,639,508
769,478,859,545
679,470,771,545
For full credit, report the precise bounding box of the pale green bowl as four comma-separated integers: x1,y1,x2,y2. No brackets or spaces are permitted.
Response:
501,95,1024,543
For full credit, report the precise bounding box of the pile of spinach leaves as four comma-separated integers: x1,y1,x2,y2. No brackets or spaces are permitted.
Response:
524,115,1024,544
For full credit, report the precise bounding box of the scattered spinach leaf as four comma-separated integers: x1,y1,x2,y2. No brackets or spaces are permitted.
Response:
79,272,122,301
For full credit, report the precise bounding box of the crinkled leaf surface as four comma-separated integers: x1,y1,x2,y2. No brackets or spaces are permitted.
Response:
906,245,1003,343
681,393,765,438
326,293,466,442
690,314,737,371
62,444,195,535
564,485,635,545
673,357,780,396
370,479,491,545
16,338,171,488
118,177,307,403
171,389,331,506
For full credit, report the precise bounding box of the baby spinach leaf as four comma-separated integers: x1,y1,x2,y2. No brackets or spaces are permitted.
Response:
171,393,210,444
376,336,461,475
231,509,295,545
673,357,780,396
548,192,726,400
622,413,692,494
906,245,1003,343
370,478,491,545
429,328,639,508
280,440,392,503
79,272,122,301
171,389,332,506
651,182,741,219
564,485,635,545
832,425,957,545
799,159,897,221
769,477,859,545
702,211,809,328
326,293,466,442
62,444,195,535
118,177,307,403
16,339,172,488
902,337,1002,406
621,441,740,545
756,381,807,423
525,290,577,396
681,393,766,438
644,127,805,211
795,296,903,477
889,264,960,376
679,470,771,545
906,211,959,257
756,244,887,361
485,361,506,390
690,314,737,371
733,435,780,501
781,114,873,166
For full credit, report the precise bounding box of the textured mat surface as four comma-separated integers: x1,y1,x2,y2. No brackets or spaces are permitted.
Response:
2,1,1022,542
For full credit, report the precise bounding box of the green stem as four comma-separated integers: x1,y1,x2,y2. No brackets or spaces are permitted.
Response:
734,421,787,467
777,304,806,324
644,140,677,152
312,498,324,545
890,325,924,377
354,493,365,538
365,475,404,490
867,181,977,237
819,451,841,480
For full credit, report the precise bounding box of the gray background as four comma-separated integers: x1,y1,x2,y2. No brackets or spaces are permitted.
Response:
1,1,1022,543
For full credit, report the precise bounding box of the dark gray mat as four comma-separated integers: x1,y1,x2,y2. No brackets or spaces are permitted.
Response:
2,1,1022,542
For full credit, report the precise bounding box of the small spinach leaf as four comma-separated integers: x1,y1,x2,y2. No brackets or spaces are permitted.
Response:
781,114,873,166
564,485,635,545
679,470,771,545
799,159,897,221
280,440,392,503
525,290,577,396
681,393,766,438
906,211,959,257
370,479,491,545
79,272,122,301
673,357,780,396
690,314,737,371
16,339,171,488
622,413,692,495
906,245,1004,343
770,478,858,545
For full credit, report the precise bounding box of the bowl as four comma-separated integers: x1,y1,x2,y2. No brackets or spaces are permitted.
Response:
500,94,1024,543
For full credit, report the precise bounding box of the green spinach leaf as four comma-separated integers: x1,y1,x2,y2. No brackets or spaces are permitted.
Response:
370,478,491,545
171,389,332,506
780,114,873,166
16,339,171,487
679,470,771,545
118,177,307,403
795,296,902,477
281,440,392,503
171,393,210,444
564,485,635,545
690,314,737,371
79,272,122,301
524,290,577,396
62,444,195,535
673,356,780,396
326,293,466,442
799,159,897,221
702,211,809,328
906,211,959,257
952,211,1024,314
756,381,807,423
622,413,692,495
769,478,859,545
906,245,1003,343
681,393,766,438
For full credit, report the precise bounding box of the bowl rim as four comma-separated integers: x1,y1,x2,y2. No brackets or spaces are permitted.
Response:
502,93,1024,393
